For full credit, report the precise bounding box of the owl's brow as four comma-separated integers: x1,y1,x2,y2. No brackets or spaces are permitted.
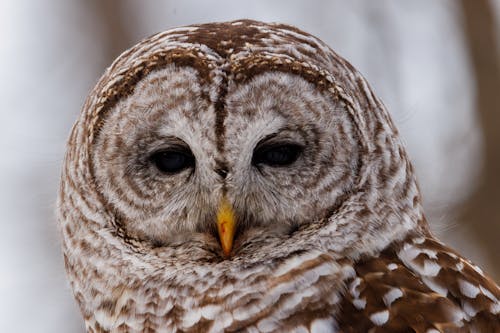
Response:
251,115,283,143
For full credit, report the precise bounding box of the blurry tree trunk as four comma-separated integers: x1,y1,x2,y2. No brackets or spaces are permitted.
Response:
460,0,500,280
88,0,135,64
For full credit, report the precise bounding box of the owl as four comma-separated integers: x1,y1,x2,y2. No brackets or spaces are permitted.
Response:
57,20,500,332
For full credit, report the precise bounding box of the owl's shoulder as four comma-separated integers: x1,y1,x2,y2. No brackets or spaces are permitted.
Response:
338,235,500,332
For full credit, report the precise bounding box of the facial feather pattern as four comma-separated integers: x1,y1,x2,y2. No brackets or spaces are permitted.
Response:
58,20,499,332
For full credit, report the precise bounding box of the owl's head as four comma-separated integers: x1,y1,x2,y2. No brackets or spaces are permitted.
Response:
61,20,424,264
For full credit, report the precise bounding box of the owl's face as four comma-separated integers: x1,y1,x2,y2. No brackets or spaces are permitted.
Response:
92,64,359,253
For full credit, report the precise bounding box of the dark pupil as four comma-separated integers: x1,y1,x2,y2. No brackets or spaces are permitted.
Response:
151,150,194,174
253,144,302,166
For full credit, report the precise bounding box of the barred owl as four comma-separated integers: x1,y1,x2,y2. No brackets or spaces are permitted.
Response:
58,20,500,332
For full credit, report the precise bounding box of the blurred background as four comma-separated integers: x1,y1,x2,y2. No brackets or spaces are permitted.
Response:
1,1,499,331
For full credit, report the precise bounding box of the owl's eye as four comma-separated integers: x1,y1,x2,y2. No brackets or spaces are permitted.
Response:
252,143,303,167
150,148,195,174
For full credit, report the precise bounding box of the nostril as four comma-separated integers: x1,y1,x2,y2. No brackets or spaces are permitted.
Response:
215,167,228,179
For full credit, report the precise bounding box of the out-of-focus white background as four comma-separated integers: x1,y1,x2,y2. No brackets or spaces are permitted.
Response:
1,1,499,331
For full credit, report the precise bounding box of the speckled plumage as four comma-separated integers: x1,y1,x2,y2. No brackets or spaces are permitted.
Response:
57,20,500,332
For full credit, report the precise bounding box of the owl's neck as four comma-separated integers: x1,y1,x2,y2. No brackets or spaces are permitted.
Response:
72,205,425,332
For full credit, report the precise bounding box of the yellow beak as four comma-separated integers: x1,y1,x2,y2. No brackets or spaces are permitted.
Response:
216,197,236,256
